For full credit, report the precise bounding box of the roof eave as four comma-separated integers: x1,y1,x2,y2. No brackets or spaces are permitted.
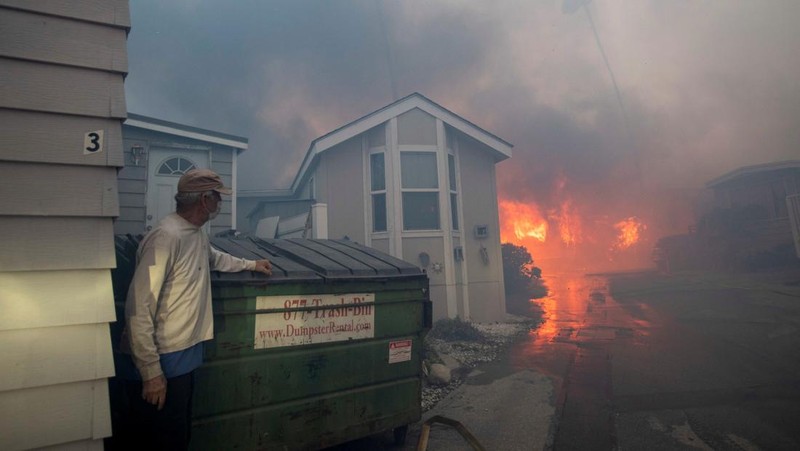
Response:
290,93,513,192
125,113,249,151
706,160,800,188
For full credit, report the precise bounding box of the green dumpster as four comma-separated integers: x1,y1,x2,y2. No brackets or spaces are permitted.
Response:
111,235,431,450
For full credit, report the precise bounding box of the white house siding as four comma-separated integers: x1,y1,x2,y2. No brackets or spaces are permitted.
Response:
397,108,438,146
458,133,507,322
402,235,449,319
116,136,148,235
371,237,391,254
315,137,366,241
2,59,125,116
0,1,129,449
452,236,468,318
0,110,124,166
310,156,328,203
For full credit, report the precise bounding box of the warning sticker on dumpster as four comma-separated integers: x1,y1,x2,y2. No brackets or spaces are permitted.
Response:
253,293,375,349
388,339,412,364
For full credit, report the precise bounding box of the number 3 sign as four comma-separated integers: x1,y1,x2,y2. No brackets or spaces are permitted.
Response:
83,130,104,155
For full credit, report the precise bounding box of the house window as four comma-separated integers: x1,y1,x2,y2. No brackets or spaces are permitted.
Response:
157,157,196,175
370,152,387,232
371,153,386,191
448,154,459,230
373,193,387,232
403,192,439,230
401,152,439,230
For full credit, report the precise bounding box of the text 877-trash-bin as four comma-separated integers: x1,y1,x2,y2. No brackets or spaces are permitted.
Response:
191,236,431,450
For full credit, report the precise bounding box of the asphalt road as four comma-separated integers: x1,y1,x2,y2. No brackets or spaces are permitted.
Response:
327,268,800,450
512,270,800,450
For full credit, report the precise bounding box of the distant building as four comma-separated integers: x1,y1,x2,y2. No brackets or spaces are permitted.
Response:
242,93,513,322
0,2,129,449
706,160,800,218
704,160,800,258
656,160,800,272
117,114,248,236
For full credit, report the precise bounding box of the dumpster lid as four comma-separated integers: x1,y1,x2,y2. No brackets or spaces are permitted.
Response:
211,236,423,284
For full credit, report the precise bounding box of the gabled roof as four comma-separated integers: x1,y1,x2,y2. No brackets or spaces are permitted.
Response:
125,113,249,151
706,160,800,188
291,92,513,192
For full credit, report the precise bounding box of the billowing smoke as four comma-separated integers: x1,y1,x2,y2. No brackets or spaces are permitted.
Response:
126,1,800,270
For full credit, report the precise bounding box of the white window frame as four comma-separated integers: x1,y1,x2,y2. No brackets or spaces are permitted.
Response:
156,156,197,176
399,147,441,231
444,123,468,318
369,149,388,234
448,152,460,232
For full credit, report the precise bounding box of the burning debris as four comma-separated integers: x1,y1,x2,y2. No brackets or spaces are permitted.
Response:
614,216,647,249
499,196,652,272
501,200,548,242
556,199,582,246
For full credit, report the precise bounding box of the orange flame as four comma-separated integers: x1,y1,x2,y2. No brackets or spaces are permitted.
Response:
555,200,582,246
614,217,647,249
499,200,548,244
516,221,547,241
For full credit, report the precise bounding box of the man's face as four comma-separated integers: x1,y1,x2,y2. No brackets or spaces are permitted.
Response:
204,191,222,220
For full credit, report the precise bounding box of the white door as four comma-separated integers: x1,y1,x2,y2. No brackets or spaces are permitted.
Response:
146,147,209,231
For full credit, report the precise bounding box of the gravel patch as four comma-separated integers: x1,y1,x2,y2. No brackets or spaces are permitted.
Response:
421,314,539,411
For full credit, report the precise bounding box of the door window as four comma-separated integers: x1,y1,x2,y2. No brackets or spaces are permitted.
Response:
157,157,197,175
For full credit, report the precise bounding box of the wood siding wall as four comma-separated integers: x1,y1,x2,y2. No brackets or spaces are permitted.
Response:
0,1,129,449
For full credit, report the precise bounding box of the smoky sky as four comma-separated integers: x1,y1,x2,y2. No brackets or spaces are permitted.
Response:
126,0,800,236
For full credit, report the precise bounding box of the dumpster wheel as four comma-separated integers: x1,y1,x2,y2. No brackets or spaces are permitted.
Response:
416,415,486,451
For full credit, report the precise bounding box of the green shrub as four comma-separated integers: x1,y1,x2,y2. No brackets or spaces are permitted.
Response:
502,243,548,301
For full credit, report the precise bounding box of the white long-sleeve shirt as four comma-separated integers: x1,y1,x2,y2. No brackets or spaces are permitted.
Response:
124,213,256,380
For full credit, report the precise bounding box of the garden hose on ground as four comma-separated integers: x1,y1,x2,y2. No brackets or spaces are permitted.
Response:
416,415,486,451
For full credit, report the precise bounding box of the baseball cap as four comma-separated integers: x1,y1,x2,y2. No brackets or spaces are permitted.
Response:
177,169,233,195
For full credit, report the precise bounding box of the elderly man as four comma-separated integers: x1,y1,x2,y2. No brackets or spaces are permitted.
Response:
118,169,271,450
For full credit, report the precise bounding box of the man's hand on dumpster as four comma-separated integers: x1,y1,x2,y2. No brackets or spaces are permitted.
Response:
143,374,167,410
254,259,272,276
